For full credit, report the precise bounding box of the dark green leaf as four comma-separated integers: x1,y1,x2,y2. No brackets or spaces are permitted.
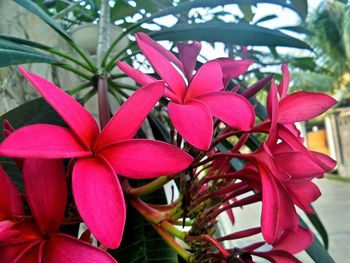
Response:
0,49,59,67
305,205,329,249
142,0,308,25
110,1,136,21
0,34,53,50
300,218,335,263
279,26,312,35
14,0,70,39
150,22,311,49
254,14,278,24
0,38,58,66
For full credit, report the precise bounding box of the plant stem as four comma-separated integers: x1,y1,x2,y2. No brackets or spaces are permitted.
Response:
54,63,92,80
96,0,110,70
48,48,94,72
126,176,170,197
152,224,191,262
161,220,186,240
68,82,92,95
97,76,110,129
129,197,167,224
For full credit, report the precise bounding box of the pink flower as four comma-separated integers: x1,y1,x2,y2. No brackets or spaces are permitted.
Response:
257,65,337,140
241,134,335,246
0,68,193,248
117,33,255,150
0,162,117,262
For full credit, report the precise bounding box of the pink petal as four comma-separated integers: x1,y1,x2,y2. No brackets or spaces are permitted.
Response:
274,152,325,179
312,151,337,172
177,41,201,80
19,67,99,149
0,166,24,220
43,233,117,263
14,241,43,263
260,168,298,244
0,124,91,158
72,156,125,249
184,61,223,101
96,81,164,149
242,74,274,99
135,33,186,100
284,179,321,213
253,250,300,263
23,159,67,234
273,226,313,254
197,91,255,131
215,58,253,85
116,61,156,85
0,243,33,263
278,64,290,99
168,100,213,150
136,33,183,70
256,145,290,181
99,139,193,179
278,91,337,123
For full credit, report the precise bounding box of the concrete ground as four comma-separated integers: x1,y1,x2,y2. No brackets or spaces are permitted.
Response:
312,178,350,263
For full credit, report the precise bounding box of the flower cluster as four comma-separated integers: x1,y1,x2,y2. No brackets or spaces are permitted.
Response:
0,33,336,262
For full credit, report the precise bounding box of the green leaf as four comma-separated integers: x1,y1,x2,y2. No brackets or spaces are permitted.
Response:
300,218,335,263
0,98,67,190
142,0,308,25
14,0,70,39
0,34,53,50
150,22,311,49
239,4,254,22
289,57,316,71
0,49,59,67
279,26,312,35
305,205,329,249
254,14,278,24
0,38,59,67
110,1,137,21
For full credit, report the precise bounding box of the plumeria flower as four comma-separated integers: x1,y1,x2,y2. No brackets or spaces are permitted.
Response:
0,68,193,249
239,84,336,245
0,161,117,263
117,33,255,150
256,64,337,139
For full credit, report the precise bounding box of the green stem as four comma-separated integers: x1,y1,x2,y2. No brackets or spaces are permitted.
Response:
108,87,124,105
68,82,92,95
96,0,111,69
67,39,97,72
129,197,166,224
48,48,94,72
54,63,92,80
126,176,170,197
161,220,186,240
82,88,96,103
152,224,191,262
111,81,138,90
105,42,138,71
